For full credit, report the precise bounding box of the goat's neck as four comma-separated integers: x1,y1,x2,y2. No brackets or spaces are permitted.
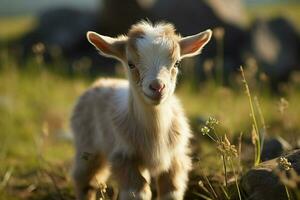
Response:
128,87,173,134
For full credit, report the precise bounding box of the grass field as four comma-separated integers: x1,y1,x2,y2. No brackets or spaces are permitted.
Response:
1,49,300,199
0,3,300,199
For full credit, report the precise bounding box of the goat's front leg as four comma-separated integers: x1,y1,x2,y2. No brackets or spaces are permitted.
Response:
73,152,109,200
111,153,151,200
156,155,191,200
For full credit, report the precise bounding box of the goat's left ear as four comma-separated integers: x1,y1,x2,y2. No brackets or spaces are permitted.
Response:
87,31,127,62
179,29,212,59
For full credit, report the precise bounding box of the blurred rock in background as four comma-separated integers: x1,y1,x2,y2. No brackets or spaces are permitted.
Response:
248,17,300,90
151,0,248,85
17,8,117,75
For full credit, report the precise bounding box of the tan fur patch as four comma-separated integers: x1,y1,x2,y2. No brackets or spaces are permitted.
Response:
169,41,180,62
160,23,177,38
131,68,141,83
159,23,181,61
128,25,145,54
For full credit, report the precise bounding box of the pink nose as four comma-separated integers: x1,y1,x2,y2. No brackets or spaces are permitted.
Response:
149,80,165,93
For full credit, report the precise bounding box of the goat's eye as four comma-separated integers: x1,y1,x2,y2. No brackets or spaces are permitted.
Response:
128,62,136,69
174,60,181,68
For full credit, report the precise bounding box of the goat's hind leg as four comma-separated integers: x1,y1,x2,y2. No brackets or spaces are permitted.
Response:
73,152,110,200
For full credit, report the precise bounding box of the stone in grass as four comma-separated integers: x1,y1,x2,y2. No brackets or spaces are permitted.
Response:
240,149,300,200
261,136,292,162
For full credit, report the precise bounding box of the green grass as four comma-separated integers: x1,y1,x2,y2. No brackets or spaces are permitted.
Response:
0,16,37,43
0,57,83,169
0,55,88,199
178,81,300,135
246,3,300,28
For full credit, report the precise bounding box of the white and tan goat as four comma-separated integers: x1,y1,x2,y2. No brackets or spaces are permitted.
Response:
71,21,212,200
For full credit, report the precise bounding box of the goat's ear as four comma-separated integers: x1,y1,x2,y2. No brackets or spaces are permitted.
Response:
179,29,212,59
87,31,127,62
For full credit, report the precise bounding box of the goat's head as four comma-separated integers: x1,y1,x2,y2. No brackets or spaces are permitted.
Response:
87,21,212,105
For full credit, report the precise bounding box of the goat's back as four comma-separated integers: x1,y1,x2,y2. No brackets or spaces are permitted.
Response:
71,78,129,154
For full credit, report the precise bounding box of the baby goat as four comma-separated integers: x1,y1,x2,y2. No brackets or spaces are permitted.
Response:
71,21,212,200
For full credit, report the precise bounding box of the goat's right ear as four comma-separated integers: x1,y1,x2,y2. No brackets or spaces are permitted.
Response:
87,31,127,62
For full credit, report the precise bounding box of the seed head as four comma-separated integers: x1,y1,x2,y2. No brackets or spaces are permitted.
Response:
277,157,292,171
217,135,238,159
200,126,210,135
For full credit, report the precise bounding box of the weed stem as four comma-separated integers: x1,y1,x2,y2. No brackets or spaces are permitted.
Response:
240,66,261,166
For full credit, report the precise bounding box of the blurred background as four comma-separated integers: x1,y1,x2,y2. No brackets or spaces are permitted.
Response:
0,0,300,199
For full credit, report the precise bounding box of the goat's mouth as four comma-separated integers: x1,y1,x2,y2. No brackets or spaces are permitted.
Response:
143,92,165,105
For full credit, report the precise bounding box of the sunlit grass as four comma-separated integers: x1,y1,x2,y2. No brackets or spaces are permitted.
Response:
0,58,89,173
246,3,300,29
177,81,300,135
0,16,37,42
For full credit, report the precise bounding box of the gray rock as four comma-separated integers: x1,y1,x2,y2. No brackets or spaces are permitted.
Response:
17,7,118,75
261,137,292,161
241,149,300,200
249,17,300,90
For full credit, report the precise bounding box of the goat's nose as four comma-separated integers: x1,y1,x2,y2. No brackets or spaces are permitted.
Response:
149,80,165,93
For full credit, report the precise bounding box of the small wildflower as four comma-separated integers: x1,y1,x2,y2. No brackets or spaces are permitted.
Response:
32,42,45,54
200,126,210,135
278,98,289,114
206,117,219,129
213,27,225,40
198,180,204,187
277,157,292,171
